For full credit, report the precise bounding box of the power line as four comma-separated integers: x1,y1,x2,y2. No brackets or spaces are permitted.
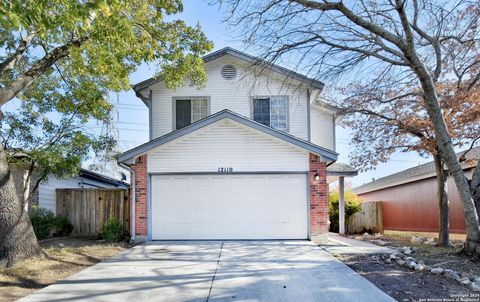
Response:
118,139,146,144
118,128,148,132
115,102,146,108
116,106,147,111
115,121,148,126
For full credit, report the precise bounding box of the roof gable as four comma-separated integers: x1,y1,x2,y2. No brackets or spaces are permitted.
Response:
118,109,338,164
132,47,325,95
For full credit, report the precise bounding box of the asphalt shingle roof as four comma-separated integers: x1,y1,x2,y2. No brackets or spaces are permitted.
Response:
353,147,480,194
326,163,358,176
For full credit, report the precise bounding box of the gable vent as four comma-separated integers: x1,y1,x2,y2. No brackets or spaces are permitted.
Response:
221,65,237,80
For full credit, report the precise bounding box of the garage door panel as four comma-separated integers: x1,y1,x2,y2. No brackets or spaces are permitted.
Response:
151,174,307,240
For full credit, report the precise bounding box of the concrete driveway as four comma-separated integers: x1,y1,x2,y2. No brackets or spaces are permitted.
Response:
19,241,396,302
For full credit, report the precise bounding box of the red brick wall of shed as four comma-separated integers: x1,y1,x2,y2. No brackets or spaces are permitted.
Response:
130,155,148,237
309,153,329,242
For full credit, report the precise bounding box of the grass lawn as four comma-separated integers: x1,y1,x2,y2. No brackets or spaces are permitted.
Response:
0,238,128,302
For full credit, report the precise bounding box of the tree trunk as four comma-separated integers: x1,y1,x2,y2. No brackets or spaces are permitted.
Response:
433,153,450,247
470,160,480,219
0,143,43,267
409,59,480,255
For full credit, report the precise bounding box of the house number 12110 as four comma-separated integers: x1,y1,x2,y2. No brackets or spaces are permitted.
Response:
218,167,233,173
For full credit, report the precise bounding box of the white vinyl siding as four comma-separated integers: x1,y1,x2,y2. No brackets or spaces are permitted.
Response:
38,176,115,214
151,174,308,240
149,55,309,141
310,108,335,151
147,119,309,173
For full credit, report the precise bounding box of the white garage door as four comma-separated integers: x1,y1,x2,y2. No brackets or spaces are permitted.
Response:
151,174,307,240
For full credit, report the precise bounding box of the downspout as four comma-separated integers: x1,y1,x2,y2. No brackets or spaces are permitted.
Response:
118,162,135,242
307,88,311,142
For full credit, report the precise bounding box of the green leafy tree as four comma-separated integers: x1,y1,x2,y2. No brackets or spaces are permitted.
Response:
0,0,213,266
328,189,361,233
1,71,117,207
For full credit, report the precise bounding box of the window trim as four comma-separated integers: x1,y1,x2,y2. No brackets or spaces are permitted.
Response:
250,95,290,132
172,96,211,131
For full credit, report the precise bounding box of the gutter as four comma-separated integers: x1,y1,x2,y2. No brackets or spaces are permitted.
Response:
118,162,136,242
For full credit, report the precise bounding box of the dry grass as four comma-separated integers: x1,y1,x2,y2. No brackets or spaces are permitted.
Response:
0,238,128,302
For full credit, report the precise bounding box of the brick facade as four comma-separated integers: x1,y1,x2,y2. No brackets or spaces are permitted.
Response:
130,155,148,239
309,153,329,243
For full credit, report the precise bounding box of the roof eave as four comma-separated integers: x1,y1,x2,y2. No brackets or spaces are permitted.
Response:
79,169,129,188
327,171,358,177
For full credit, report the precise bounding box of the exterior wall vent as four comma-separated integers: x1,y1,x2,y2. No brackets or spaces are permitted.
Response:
221,64,237,80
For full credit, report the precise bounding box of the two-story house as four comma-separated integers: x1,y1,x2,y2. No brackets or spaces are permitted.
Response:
119,47,356,243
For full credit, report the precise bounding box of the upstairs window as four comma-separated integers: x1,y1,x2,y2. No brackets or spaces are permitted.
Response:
252,96,288,131
174,98,209,130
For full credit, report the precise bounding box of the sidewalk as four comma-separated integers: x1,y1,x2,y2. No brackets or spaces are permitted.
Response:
320,233,394,254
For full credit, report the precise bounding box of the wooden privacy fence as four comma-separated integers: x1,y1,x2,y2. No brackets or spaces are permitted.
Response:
56,189,130,236
346,201,384,234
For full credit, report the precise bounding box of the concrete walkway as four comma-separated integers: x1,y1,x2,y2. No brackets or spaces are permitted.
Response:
321,233,394,255
19,241,396,302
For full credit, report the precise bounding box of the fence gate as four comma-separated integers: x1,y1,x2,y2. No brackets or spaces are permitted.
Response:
346,201,383,234
56,188,130,236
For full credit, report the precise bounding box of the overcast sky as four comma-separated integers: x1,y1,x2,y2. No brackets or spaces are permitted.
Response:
113,0,432,187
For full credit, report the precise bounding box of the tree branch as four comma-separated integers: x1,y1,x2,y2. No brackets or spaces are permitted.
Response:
290,0,407,49
0,32,35,76
0,36,88,107
309,33,409,66
410,0,442,82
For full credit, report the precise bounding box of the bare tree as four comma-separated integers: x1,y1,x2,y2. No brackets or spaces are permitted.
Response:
336,78,480,246
221,0,480,254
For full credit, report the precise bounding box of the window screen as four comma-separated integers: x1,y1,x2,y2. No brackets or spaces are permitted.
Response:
175,98,209,130
253,97,288,131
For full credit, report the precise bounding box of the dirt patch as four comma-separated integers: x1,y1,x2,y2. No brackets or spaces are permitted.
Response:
334,234,480,302
338,253,479,302
0,238,128,302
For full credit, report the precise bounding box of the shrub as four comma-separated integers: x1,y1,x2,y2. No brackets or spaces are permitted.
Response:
103,218,124,242
29,205,73,240
29,205,55,240
328,190,361,233
53,216,73,237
